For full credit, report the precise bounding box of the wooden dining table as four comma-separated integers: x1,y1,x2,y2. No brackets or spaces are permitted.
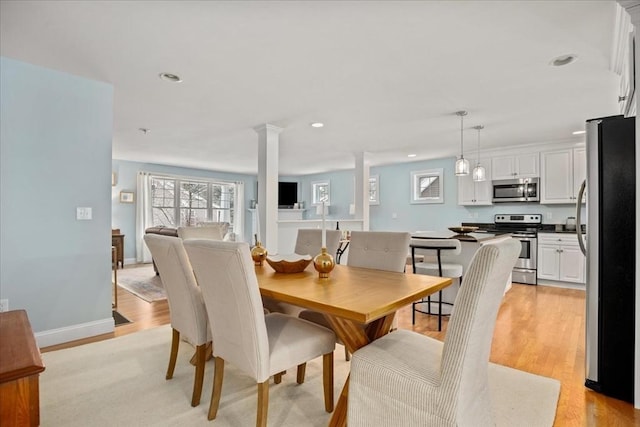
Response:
256,262,452,427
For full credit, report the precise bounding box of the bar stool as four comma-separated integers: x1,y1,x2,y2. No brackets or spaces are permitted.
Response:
410,238,463,331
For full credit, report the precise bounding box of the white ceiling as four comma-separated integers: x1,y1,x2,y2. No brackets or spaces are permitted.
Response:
0,1,623,175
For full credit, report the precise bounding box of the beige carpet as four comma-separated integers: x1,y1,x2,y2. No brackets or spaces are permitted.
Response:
117,264,167,302
40,325,560,426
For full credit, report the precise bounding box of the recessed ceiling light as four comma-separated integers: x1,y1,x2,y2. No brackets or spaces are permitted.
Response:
550,54,578,67
572,130,586,135
311,122,324,128
139,128,150,134
159,72,183,83
407,154,417,158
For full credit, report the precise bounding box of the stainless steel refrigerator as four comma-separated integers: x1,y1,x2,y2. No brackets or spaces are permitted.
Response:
577,114,635,403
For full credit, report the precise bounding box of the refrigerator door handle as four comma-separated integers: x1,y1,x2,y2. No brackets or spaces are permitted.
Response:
576,179,587,256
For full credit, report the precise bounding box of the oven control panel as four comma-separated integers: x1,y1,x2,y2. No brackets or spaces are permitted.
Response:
494,214,542,224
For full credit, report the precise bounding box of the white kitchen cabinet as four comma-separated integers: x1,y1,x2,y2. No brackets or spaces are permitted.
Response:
537,233,585,283
540,147,586,204
457,157,492,205
491,153,539,180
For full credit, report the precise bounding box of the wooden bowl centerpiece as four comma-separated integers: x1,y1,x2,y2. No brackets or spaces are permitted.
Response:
448,226,479,235
266,254,312,273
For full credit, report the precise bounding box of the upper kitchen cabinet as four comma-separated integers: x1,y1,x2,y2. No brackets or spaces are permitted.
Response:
491,153,539,180
458,157,492,205
540,147,586,204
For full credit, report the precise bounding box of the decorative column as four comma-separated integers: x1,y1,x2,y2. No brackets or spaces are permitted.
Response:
254,124,283,253
354,152,371,231
615,0,640,410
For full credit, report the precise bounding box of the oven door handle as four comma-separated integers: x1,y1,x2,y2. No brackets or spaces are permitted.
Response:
512,234,535,239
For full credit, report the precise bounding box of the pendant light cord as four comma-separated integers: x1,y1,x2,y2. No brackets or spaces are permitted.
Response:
460,113,464,159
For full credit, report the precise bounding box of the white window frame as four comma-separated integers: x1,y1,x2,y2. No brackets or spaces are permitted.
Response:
312,180,331,205
369,175,380,205
149,174,239,230
410,168,444,204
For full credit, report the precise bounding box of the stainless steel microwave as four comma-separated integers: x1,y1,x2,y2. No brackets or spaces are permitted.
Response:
492,178,540,203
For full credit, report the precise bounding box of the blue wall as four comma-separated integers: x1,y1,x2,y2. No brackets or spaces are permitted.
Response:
112,159,257,261
1,57,114,334
296,157,579,231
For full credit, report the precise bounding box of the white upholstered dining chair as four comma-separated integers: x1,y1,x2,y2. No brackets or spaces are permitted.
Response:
298,231,411,361
345,231,411,272
294,228,342,258
183,239,336,426
347,238,521,427
143,234,211,407
410,238,463,331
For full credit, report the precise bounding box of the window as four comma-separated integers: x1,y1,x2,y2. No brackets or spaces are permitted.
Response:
150,175,237,229
369,175,380,205
312,181,330,205
410,169,444,204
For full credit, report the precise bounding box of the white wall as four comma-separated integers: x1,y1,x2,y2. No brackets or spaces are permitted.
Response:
1,57,114,345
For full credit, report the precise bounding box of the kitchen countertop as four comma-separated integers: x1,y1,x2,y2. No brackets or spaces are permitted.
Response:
538,224,586,234
461,222,586,234
412,230,511,243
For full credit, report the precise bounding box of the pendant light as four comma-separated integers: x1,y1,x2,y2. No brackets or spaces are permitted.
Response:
454,111,470,176
472,125,486,182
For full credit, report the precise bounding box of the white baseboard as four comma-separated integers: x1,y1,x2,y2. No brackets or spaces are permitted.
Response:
536,280,586,290
35,317,114,348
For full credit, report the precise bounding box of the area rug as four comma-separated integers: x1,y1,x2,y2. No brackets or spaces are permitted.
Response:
112,310,131,326
40,326,560,426
40,325,350,426
117,264,167,302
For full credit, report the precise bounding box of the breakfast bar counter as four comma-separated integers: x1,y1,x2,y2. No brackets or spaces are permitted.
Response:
410,231,514,312
411,230,511,242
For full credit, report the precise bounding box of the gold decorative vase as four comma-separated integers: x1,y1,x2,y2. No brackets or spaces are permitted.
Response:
251,242,268,266
313,247,335,279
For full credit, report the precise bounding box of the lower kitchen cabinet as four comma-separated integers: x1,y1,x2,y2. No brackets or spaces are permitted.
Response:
537,233,585,283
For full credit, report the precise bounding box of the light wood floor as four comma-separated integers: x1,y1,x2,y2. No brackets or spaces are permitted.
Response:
42,272,639,426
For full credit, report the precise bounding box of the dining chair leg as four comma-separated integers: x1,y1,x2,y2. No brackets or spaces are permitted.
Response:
166,328,180,380
191,343,207,407
257,380,269,427
296,363,306,384
208,357,225,421
438,290,443,332
274,372,283,384
323,352,334,413
344,347,350,361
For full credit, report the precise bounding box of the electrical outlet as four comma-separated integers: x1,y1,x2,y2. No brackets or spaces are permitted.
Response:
76,207,92,220
0,299,8,312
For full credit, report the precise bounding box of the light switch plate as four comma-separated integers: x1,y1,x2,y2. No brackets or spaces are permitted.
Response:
77,207,92,220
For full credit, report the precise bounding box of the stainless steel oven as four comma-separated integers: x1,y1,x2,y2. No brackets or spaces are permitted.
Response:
492,178,540,203
511,233,537,285
492,214,541,285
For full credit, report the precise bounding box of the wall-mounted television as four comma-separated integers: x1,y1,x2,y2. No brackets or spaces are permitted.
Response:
278,182,298,208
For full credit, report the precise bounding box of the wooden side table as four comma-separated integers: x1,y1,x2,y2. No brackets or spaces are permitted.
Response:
111,230,124,269
0,310,45,426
